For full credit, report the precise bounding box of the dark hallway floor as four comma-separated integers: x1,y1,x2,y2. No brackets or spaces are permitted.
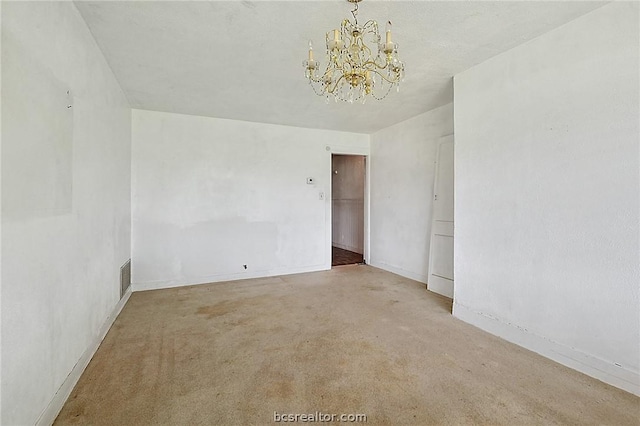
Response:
332,246,363,266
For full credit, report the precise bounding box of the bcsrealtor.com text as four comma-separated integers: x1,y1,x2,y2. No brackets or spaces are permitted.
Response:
274,411,367,423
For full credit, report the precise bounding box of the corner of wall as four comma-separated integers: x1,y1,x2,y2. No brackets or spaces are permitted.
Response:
368,103,454,285
453,302,640,396
35,289,132,425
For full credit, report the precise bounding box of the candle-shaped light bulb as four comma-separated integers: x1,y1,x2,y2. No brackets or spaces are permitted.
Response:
333,29,340,42
386,21,392,44
308,40,314,61
365,70,372,85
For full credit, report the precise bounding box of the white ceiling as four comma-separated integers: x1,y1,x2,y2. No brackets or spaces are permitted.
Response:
75,1,605,134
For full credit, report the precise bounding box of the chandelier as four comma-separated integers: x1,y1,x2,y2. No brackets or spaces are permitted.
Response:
302,0,405,104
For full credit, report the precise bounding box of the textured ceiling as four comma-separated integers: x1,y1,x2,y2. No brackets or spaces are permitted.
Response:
75,1,605,134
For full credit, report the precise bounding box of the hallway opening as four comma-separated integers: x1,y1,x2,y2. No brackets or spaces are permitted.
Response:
331,154,366,267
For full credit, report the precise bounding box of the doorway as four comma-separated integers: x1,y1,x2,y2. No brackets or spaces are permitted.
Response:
331,154,366,267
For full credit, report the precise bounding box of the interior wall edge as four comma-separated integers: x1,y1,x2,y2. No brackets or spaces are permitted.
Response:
34,288,133,426
453,302,640,397
369,102,454,287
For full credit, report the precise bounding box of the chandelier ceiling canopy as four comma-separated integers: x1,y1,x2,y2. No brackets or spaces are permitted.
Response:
303,0,405,104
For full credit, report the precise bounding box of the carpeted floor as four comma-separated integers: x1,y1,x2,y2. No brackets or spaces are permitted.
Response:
332,246,364,266
55,266,639,425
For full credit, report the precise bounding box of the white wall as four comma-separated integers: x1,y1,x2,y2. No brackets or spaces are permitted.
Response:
453,2,639,395
0,1,4,421
1,2,132,424
132,110,369,290
369,104,453,283
332,155,365,254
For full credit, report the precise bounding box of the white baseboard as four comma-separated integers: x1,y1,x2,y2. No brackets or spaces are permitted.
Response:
132,264,328,292
367,260,427,284
453,302,640,396
35,288,133,426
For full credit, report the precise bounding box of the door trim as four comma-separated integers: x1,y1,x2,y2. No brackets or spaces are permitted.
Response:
326,145,370,269
427,136,455,298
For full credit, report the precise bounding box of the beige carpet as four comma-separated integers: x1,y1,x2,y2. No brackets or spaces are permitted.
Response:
56,266,639,425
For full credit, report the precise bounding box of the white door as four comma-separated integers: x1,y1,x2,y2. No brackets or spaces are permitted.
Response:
428,136,454,298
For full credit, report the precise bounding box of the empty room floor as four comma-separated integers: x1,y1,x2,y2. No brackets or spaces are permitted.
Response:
56,266,639,425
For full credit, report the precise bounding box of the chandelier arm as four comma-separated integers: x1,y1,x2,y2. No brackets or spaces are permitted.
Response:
361,43,373,61
326,73,347,94
363,59,391,71
343,60,354,74
369,69,401,84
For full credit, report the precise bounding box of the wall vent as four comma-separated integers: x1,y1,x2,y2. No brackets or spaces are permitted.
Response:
120,259,131,299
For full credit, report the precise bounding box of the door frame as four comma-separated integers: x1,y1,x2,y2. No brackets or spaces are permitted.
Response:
427,135,455,298
325,145,370,270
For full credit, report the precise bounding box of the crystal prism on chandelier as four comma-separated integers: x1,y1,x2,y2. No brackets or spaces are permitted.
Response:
303,0,405,104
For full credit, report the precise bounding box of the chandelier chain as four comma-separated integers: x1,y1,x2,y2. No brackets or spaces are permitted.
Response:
351,1,358,25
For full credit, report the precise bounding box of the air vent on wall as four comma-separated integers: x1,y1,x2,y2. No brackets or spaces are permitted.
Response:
120,259,131,299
